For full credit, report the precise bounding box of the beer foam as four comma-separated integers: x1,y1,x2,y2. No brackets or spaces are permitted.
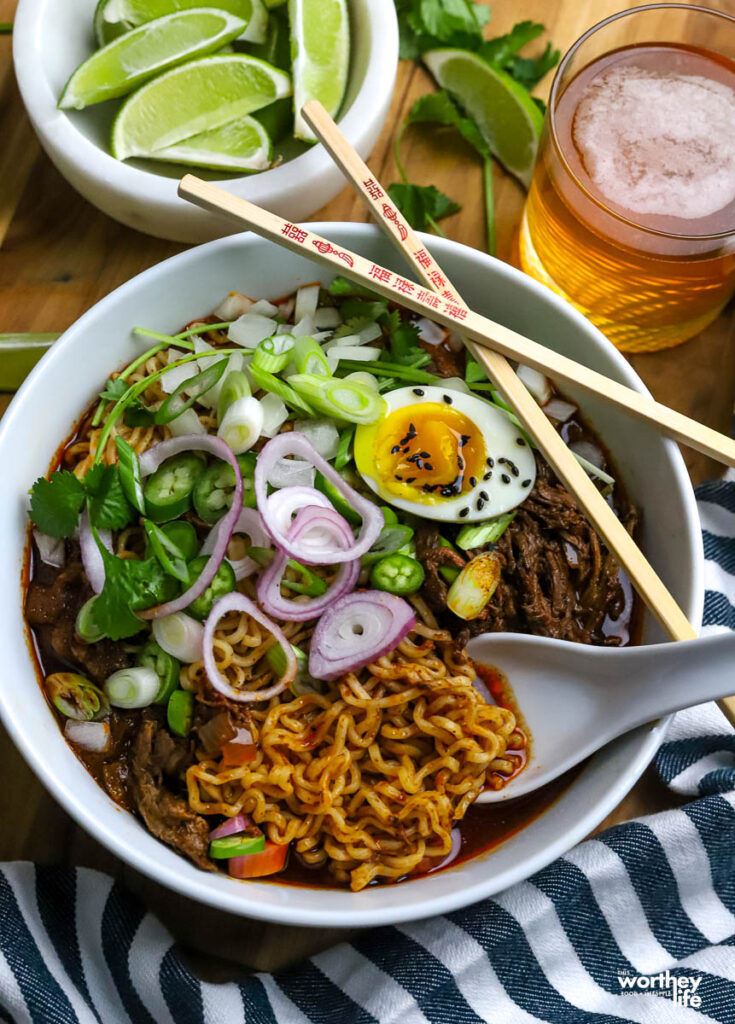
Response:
572,64,735,221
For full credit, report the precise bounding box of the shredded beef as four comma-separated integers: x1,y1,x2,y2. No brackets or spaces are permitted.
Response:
416,453,638,649
130,719,214,872
25,561,130,682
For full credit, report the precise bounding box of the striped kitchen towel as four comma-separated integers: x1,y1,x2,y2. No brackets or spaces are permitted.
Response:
1,476,735,1024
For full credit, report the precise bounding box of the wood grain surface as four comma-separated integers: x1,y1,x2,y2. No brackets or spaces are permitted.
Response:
0,0,732,976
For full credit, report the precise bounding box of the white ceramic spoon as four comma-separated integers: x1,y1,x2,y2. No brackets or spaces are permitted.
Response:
468,632,735,804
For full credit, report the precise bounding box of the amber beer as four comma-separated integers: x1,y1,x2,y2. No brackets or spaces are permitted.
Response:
519,6,735,353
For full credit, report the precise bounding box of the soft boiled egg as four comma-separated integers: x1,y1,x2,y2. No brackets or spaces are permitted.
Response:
354,385,536,523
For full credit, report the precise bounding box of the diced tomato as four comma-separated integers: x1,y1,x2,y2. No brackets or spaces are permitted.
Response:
228,840,288,879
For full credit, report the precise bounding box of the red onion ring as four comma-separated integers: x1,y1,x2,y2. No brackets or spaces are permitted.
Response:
265,487,332,550
137,435,242,620
308,590,416,681
80,509,111,594
203,592,297,702
201,508,269,581
257,507,360,620
210,813,252,840
255,433,383,563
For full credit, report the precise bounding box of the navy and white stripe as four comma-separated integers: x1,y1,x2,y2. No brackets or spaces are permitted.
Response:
2,477,735,1023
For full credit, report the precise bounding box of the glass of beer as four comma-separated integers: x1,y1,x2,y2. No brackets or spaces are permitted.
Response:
519,4,735,353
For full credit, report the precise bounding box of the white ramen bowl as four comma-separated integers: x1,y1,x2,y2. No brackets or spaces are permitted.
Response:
0,226,703,927
12,0,398,242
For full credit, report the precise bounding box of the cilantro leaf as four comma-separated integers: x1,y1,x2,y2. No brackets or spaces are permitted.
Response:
328,276,380,300
333,315,379,340
506,43,560,91
338,298,390,322
396,0,488,58
84,464,134,531
388,321,422,365
380,309,401,335
406,90,490,159
29,470,85,539
387,183,461,232
98,378,130,403
478,20,544,66
94,546,176,640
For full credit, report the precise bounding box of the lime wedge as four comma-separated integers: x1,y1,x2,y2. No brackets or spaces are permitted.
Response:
94,0,268,46
111,54,291,159
150,114,272,171
423,49,544,187
288,0,349,142
0,334,59,390
60,10,247,110
245,5,289,70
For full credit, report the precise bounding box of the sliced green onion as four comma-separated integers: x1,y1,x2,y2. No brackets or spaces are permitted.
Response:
380,506,398,526
167,689,194,737
104,667,160,709
465,358,487,384
571,450,616,489
314,470,361,525
249,363,314,415
438,535,461,584
344,371,379,391
335,425,355,471
288,373,386,425
154,358,228,426
447,553,501,620
115,437,146,515
210,832,265,859
45,672,109,720
337,360,439,384
75,597,106,643
217,369,251,423
456,512,516,550
252,335,294,373
217,395,264,454
281,561,328,597
143,520,190,584
153,612,203,664
266,642,325,696
292,336,331,376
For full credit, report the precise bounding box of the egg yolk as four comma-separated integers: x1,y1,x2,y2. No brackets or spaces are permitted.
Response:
371,403,487,503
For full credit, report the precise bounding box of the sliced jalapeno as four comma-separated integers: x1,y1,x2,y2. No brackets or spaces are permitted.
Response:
167,689,194,737
144,453,204,523
370,553,425,596
115,437,146,515
143,520,190,584
209,830,266,860
136,638,181,705
185,555,236,620
314,470,361,526
154,358,228,425
192,452,256,523
361,524,414,566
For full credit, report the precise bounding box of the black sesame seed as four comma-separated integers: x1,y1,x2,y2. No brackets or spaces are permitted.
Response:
413,388,425,396
511,465,519,477
459,507,470,517
460,434,470,447
409,423,416,433
483,471,493,481
516,437,527,446
522,478,531,487
498,457,509,466
486,457,495,468
476,497,485,511
395,475,403,481
390,445,400,454
425,464,433,471
405,477,416,483
480,491,489,501
501,473,511,484
457,457,464,469
420,451,431,458
469,476,477,487
402,447,411,454
443,394,453,404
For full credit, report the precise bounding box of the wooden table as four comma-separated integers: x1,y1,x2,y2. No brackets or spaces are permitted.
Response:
0,0,733,976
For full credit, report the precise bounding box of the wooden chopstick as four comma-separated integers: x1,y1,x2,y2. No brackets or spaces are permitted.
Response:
178,171,699,641
178,162,735,726
179,175,735,472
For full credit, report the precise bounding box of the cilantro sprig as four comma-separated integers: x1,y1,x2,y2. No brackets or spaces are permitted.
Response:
389,4,559,255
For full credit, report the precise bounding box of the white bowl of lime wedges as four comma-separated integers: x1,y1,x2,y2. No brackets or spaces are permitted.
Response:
13,0,398,242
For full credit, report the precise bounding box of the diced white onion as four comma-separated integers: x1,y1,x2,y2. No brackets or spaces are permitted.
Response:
357,322,382,344
161,351,198,394
325,328,377,350
260,393,289,438
168,407,207,436
228,313,277,348
517,364,552,405
570,439,605,470
327,345,382,363
447,331,464,352
64,720,110,753
294,419,340,460
275,323,294,335
33,529,65,568
194,341,243,410
291,315,314,338
214,291,252,319
294,284,320,323
248,298,279,317
276,297,295,320
153,612,204,663
345,371,379,391
104,667,160,709
268,457,315,488
543,398,578,423
218,395,264,454
440,377,471,394
326,355,339,374
415,318,446,346
310,330,333,343
314,307,342,329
